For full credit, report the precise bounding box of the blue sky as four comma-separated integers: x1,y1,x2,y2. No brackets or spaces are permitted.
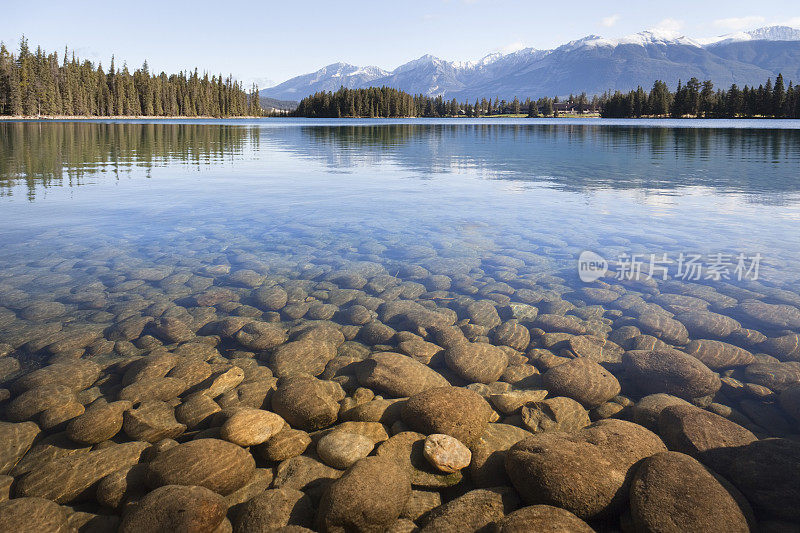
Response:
2,0,798,88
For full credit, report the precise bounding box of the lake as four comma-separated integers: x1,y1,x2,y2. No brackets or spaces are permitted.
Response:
1,118,799,529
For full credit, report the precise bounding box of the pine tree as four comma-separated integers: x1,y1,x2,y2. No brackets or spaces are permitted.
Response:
699,80,715,118
773,73,785,117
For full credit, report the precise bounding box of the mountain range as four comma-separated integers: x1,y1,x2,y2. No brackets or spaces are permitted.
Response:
262,26,800,102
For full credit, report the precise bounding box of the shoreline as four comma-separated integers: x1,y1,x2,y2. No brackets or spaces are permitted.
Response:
0,115,267,121
1,114,795,122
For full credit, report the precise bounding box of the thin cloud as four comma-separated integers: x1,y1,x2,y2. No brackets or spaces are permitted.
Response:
497,41,526,54
713,16,766,30
653,18,684,33
601,14,620,28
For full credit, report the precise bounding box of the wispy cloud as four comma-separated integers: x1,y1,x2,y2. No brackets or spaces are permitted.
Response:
653,18,684,33
601,14,620,28
497,41,526,54
780,17,800,27
713,16,766,30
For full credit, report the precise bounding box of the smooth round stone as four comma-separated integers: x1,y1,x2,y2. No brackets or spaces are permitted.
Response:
683,339,754,369
270,339,337,378
271,455,342,496
66,400,131,444
14,441,149,503
19,301,66,321
702,438,800,521
316,431,374,469
493,320,531,351
175,393,221,430
271,376,342,431
422,434,471,473
151,317,194,344
759,334,800,362
401,387,493,447
496,505,594,533
39,401,85,431
356,352,448,398
736,300,800,330
488,390,547,415
418,487,520,533
118,377,187,404
505,419,667,520
0,421,40,475
542,358,620,408
256,428,311,462
253,286,288,310
376,432,463,488
122,401,186,443
5,385,76,422
220,408,285,446
623,350,721,400
231,487,315,532
401,489,442,522
0,497,70,532
96,463,149,509
468,423,532,488
234,322,288,351
744,361,800,392
564,335,624,363
146,439,256,495
658,404,757,457
317,456,411,533
635,313,689,345
465,300,502,328
119,484,227,533
12,360,100,393
520,396,591,434
630,393,693,431
674,310,741,339
444,342,509,384
630,452,751,533
534,314,587,335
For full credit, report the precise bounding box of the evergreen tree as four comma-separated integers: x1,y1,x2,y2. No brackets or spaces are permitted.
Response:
699,80,715,118
773,73,785,117
0,39,257,117
648,80,671,116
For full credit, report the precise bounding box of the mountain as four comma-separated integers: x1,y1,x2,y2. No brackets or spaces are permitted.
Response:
263,26,800,101
259,96,297,112
265,62,388,100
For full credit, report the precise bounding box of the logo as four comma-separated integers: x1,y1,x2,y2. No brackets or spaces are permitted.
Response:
578,251,608,283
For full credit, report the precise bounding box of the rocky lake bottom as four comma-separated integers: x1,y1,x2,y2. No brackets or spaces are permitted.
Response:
0,119,799,532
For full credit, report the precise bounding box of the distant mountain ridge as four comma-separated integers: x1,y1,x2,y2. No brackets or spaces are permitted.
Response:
263,26,800,101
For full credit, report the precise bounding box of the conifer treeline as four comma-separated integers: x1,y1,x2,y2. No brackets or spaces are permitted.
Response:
293,86,575,118
294,77,800,119
0,38,261,117
600,76,800,118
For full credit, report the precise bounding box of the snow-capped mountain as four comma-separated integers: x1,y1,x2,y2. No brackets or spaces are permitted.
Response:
263,26,800,101
700,26,800,46
265,62,389,98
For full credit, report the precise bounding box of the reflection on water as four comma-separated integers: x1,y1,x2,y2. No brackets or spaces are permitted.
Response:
0,119,799,529
0,122,258,199
291,124,800,197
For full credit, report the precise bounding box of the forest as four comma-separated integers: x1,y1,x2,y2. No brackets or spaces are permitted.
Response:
600,76,800,118
0,38,261,117
292,87,570,118
293,76,800,119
